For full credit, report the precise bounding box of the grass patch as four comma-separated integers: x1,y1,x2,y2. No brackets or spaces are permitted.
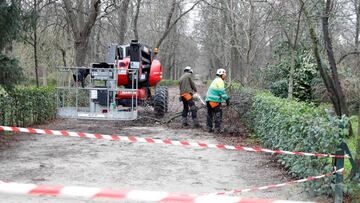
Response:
345,116,358,177
158,80,179,87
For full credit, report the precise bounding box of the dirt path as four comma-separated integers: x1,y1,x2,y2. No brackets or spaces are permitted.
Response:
0,84,326,202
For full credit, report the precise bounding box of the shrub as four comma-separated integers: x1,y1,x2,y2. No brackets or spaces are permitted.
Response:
251,92,349,195
0,54,23,91
227,81,243,92
203,80,211,85
231,88,350,196
261,42,317,101
229,87,256,125
0,86,56,126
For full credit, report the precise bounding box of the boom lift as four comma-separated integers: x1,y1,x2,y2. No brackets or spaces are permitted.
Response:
57,40,168,120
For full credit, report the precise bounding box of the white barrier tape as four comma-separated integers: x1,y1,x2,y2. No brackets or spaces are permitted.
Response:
213,168,344,195
0,180,315,203
0,126,349,158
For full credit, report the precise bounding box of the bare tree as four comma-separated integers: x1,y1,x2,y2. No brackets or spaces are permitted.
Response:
223,0,242,82
62,0,101,66
200,0,274,83
117,0,131,44
154,0,202,51
267,1,304,99
352,0,360,178
196,1,226,79
22,0,55,86
133,0,141,41
299,0,351,120
322,0,349,116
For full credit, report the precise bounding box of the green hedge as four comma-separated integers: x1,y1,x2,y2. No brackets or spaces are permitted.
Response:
232,89,349,195
0,86,56,126
158,79,179,87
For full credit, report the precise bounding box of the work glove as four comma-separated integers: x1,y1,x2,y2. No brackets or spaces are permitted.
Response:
226,98,230,106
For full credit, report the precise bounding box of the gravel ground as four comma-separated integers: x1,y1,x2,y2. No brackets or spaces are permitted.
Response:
0,84,330,203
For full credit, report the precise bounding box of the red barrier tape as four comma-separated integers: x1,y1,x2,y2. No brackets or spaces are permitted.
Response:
0,126,348,158
213,168,344,195
0,180,315,203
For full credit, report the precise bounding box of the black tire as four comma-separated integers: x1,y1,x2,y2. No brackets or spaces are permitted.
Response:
163,86,168,112
154,86,168,118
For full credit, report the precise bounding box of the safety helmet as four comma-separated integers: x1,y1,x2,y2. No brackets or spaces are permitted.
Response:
216,68,226,76
184,66,193,73
154,47,159,54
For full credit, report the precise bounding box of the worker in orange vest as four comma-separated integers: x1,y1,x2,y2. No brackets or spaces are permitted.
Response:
179,66,200,128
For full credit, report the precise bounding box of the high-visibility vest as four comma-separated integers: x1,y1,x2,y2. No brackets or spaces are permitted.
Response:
181,93,192,101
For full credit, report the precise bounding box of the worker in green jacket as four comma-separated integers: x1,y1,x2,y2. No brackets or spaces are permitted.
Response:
179,66,200,128
205,68,230,133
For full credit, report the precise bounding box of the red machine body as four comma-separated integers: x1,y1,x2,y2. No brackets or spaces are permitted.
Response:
117,58,130,86
149,59,162,86
116,58,162,87
116,88,147,100
115,46,163,102
77,40,168,118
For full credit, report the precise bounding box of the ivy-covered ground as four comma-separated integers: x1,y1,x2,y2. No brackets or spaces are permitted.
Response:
348,116,358,151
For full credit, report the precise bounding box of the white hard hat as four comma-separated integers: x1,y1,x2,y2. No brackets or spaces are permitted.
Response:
184,66,193,73
216,68,226,76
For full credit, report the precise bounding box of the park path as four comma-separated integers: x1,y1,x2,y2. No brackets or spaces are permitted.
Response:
0,84,327,202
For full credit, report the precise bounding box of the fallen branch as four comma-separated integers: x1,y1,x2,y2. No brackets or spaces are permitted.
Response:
164,105,207,124
137,106,206,124
135,116,163,123
163,112,182,124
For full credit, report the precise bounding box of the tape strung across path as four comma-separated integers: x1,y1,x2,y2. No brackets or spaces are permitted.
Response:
0,180,314,203
0,126,348,158
213,168,344,195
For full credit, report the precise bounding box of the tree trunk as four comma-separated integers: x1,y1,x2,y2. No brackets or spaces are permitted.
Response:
267,1,303,98
155,0,176,50
300,0,342,116
33,0,39,87
288,5,302,99
168,33,178,80
209,58,216,79
60,48,67,67
63,0,101,67
358,106,360,166
354,0,360,178
34,25,39,87
288,48,296,99
154,0,201,50
42,67,47,86
244,2,255,85
300,0,354,132
224,0,242,82
322,0,349,117
118,0,130,44
230,46,240,81
95,24,101,61
87,25,95,63
220,5,226,73
133,0,141,41
74,40,89,67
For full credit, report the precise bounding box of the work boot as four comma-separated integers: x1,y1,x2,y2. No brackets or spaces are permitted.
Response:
207,126,213,133
193,118,201,128
182,117,189,127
